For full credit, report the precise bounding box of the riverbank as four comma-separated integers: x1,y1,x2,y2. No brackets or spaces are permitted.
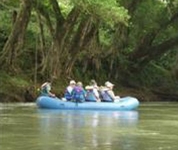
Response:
1,84,177,103
0,72,178,102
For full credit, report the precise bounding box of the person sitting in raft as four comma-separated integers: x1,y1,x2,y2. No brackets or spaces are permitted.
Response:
40,81,56,97
90,79,101,101
85,79,100,102
100,81,120,102
72,81,86,103
64,80,76,101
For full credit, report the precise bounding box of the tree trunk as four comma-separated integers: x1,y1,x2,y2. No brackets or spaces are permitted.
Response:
34,3,81,78
51,7,80,78
0,0,32,72
128,10,178,70
64,16,98,76
130,35,178,67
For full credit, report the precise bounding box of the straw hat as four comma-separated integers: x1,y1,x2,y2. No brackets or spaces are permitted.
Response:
105,81,114,88
85,85,93,90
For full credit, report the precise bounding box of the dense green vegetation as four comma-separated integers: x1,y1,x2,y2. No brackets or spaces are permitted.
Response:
0,0,178,102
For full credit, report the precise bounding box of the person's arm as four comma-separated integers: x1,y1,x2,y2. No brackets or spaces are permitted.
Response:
82,88,87,97
48,91,55,97
93,89,100,101
107,90,116,100
47,84,55,97
107,90,120,101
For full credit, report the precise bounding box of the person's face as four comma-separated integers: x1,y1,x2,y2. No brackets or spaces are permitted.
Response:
110,86,114,89
71,84,75,87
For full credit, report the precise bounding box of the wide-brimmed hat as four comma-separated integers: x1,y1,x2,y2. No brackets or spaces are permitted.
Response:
105,81,114,87
85,85,93,90
70,80,76,85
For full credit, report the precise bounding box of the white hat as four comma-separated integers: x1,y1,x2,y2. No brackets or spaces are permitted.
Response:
70,80,76,85
105,81,114,87
77,81,83,86
85,85,93,90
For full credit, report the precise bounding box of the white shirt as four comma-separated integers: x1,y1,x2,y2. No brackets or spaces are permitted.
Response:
67,86,74,94
107,89,120,101
93,88,100,98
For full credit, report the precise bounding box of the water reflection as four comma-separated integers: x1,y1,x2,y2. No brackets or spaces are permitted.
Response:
38,109,139,127
1,103,178,150
37,109,139,149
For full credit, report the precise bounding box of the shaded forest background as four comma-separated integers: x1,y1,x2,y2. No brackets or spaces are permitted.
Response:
0,0,178,102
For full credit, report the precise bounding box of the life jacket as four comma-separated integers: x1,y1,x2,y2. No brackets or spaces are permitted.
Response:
100,90,113,102
85,89,97,102
40,83,50,96
72,86,85,102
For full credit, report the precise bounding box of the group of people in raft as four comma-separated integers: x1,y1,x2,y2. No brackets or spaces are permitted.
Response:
40,79,120,103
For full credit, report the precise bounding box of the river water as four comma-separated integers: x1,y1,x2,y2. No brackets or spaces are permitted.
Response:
0,102,178,150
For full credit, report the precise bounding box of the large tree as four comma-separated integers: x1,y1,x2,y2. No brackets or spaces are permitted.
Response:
1,0,178,84
0,0,32,72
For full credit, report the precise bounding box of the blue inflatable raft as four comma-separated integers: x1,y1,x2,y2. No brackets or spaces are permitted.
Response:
36,96,139,111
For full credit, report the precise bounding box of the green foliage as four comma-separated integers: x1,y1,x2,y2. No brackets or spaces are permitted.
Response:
0,29,7,50
0,8,11,51
72,0,130,27
58,0,73,17
0,0,20,10
0,9,12,31
99,26,113,46
156,49,177,69
128,0,168,47
129,62,174,88
0,71,30,93
0,0,178,102
134,1,167,29
0,1,20,50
